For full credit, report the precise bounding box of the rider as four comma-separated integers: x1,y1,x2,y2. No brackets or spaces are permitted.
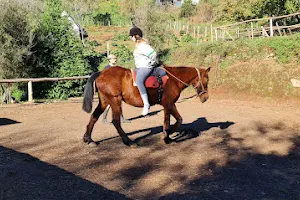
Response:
129,26,157,116
104,54,117,69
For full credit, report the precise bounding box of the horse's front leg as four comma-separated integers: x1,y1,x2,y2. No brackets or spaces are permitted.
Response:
83,102,106,145
163,104,183,144
162,107,172,144
110,98,135,147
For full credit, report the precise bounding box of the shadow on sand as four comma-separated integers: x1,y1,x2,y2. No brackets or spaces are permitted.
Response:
0,146,131,200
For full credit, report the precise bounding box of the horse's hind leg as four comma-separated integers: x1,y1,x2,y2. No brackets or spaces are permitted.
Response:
83,101,107,144
109,96,135,147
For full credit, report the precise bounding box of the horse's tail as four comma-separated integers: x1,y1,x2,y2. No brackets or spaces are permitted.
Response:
82,71,100,113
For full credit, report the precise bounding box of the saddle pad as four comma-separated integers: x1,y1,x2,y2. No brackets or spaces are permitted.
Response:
131,69,169,88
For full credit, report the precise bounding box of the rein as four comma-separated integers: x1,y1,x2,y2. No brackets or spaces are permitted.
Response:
158,66,207,96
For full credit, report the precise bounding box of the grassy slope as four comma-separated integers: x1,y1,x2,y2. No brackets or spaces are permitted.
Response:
87,26,133,53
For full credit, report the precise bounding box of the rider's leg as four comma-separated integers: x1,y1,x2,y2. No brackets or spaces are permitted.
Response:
136,68,153,116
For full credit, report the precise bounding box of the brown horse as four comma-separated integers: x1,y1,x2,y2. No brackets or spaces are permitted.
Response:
82,65,211,147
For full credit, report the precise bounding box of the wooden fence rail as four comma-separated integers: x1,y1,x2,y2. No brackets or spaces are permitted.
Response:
169,11,300,43
0,76,90,103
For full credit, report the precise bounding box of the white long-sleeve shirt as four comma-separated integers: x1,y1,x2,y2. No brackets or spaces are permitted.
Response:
133,42,157,68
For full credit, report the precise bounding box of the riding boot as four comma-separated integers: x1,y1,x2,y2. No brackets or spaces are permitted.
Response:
101,106,110,124
141,94,150,116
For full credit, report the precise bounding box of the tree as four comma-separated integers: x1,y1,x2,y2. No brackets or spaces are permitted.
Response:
180,0,196,18
134,2,175,51
0,0,39,79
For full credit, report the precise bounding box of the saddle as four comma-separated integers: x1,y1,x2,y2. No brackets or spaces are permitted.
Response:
131,67,169,88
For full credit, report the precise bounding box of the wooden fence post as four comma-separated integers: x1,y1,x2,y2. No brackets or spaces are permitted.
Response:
270,18,273,37
107,41,110,56
251,22,254,39
197,26,200,44
276,22,282,36
28,81,33,103
210,24,213,42
261,26,269,37
186,24,189,34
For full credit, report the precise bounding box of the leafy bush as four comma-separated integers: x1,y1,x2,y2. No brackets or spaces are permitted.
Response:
215,0,300,22
191,2,214,23
28,0,100,99
112,32,130,41
99,44,133,70
111,45,133,66
180,0,196,18
181,34,194,42
0,0,39,79
11,85,25,102
134,2,177,51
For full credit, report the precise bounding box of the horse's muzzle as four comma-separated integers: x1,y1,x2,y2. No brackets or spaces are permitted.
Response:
199,93,209,103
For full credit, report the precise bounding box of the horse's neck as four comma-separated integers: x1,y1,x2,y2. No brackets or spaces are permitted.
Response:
166,66,197,88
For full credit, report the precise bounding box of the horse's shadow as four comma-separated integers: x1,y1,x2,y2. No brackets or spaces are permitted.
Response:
96,118,234,145
127,109,163,121
128,117,235,144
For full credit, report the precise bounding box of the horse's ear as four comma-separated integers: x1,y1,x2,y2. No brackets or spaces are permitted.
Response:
206,67,211,74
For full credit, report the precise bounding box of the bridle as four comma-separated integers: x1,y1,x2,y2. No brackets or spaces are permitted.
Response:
158,66,207,97
194,67,207,97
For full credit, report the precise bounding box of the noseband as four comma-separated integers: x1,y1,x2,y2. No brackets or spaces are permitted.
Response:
159,67,207,97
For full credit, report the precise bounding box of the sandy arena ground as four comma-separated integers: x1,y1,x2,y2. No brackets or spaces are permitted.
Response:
1,91,300,200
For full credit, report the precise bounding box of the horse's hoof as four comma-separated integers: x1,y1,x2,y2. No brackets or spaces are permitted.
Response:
83,136,95,144
124,139,138,147
164,137,174,144
88,142,97,148
129,142,138,148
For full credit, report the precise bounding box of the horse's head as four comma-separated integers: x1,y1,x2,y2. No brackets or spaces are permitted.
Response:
192,67,211,103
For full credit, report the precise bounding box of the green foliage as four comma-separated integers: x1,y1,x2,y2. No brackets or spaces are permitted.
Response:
134,2,176,51
112,32,131,41
179,30,185,36
0,0,38,79
181,34,194,42
216,0,257,21
216,0,300,22
99,44,133,70
266,34,300,63
111,45,133,67
11,85,25,102
285,0,300,13
92,2,131,25
26,0,100,99
180,0,196,18
111,44,133,63
253,0,287,17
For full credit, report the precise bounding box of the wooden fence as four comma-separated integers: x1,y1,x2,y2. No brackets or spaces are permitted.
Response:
0,76,90,104
169,12,300,43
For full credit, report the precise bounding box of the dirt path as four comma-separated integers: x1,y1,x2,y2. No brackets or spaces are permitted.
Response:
1,92,300,200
